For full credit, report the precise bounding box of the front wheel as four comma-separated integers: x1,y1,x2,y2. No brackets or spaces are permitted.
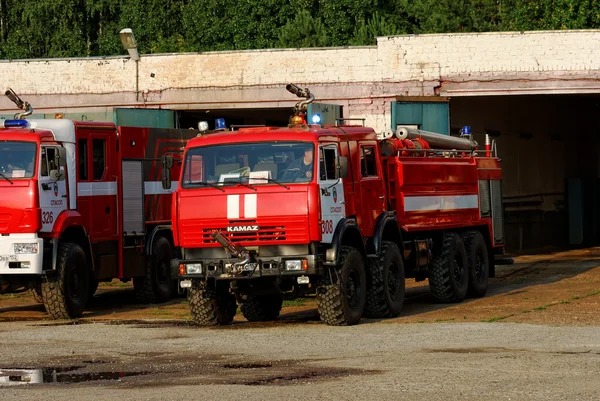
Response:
188,280,237,326
241,295,283,322
42,242,90,319
30,282,43,303
317,246,366,326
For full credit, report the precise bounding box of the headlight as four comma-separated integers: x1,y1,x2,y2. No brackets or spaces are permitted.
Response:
186,263,202,274
285,260,304,271
14,243,39,254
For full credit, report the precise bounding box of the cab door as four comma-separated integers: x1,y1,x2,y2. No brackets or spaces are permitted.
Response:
318,144,346,243
356,142,385,237
77,128,118,242
38,146,67,232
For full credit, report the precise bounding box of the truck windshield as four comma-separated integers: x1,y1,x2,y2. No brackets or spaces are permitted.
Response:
182,142,315,188
0,141,36,179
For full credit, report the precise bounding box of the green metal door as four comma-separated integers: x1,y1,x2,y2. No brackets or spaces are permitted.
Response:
391,99,449,135
114,108,175,129
307,103,342,126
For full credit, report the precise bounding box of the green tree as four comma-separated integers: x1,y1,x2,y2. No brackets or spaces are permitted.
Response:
407,0,503,33
503,0,600,30
277,9,329,48
350,11,401,45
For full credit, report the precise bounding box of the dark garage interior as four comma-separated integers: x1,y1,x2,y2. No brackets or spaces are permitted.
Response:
451,94,600,253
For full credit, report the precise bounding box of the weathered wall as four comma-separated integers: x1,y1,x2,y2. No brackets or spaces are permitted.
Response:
1,30,600,132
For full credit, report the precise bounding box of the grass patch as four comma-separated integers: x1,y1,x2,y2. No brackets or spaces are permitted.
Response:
282,299,307,307
481,314,514,323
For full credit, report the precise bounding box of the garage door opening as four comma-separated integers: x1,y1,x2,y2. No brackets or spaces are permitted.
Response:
450,94,600,253
177,108,293,131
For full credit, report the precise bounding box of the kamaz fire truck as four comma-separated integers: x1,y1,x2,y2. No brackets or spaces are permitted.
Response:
171,84,507,326
0,89,195,319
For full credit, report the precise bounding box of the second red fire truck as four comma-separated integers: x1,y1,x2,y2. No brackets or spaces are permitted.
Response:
171,84,507,326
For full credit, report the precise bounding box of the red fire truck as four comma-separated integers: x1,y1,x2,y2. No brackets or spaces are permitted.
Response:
171,84,507,326
0,89,195,319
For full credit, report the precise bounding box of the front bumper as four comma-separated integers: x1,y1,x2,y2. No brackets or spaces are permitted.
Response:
0,233,44,275
173,254,321,280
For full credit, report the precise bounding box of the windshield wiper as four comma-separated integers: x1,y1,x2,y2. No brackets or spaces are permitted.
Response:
0,172,13,185
187,181,225,192
243,176,290,190
234,181,257,191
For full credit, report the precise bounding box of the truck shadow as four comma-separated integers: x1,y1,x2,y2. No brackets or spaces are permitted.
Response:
1,249,599,324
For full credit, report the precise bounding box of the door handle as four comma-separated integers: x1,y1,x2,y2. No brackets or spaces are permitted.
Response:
105,206,110,214
62,194,67,198
379,196,385,200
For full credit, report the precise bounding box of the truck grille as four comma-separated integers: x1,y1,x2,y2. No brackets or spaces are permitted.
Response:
180,216,310,246
201,226,287,243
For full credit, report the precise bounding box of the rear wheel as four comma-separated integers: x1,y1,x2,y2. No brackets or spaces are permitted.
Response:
462,231,490,298
317,246,366,326
42,242,90,319
241,295,283,322
364,241,405,318
134,236,173,303
188,280,237,326
428,232,468,303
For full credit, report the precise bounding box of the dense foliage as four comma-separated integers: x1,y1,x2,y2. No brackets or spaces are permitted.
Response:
0,0,598,59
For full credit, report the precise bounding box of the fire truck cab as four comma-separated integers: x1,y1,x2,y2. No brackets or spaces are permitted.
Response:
172,85,508,326
0,90,193,319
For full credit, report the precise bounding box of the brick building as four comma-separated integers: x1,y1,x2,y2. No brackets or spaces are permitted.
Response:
2,30,600,252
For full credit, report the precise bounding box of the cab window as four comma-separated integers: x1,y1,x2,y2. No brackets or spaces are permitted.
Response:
319,147,337,181
360,146,377,177
40,147,58,177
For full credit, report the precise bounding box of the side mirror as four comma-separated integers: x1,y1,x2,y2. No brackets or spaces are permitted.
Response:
336,156,348,179
56,147,67,167
49,169,63,181
161,155,173,190
162,155,174,169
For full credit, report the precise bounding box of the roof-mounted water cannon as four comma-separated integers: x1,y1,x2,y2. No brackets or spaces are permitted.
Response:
4,88,33,119
286,83,315,128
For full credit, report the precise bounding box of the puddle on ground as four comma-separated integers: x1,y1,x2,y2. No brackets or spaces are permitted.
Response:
0,367,147,386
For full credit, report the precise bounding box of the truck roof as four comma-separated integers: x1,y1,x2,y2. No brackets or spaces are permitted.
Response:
1,119,115,144
185,125,378,148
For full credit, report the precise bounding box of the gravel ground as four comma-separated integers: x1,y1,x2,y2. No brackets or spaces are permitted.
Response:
2,248,600,400
0,321,599,400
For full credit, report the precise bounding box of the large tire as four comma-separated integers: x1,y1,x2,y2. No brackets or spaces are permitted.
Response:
134,236,173,303
241,295,283,322
364,241,405,318
41,242,90,319
428,232,469,303
462,231,490,298
317,246,366,326
30,283,43,304
188,280,237,326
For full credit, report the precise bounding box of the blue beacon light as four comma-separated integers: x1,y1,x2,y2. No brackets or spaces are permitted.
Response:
215,118,226,130
2,119,29,128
